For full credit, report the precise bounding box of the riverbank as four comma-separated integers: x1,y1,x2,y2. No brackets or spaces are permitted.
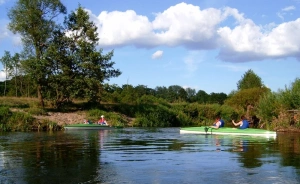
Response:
1,97,299,132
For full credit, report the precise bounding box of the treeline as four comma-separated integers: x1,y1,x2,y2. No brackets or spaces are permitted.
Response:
0,79,227,104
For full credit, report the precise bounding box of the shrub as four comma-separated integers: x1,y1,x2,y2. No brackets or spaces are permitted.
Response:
7,111,35,131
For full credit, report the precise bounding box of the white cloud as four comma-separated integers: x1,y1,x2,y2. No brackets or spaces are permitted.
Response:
277,6,295,20
95,10,154,47
0,71,6,81
152,3,222,48
90,2,223,49
151,50,163,59
282,6,295,11
85,3,300,63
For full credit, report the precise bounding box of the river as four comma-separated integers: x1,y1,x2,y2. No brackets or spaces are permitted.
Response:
0,128,299,184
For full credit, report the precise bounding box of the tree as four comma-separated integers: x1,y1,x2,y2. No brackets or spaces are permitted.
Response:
8,0,67,107
155,86,168,99
168,85,187,102
237,69,263,90
185,87,196,102
208,92,227,104
195,90,208,104
0,51,13,96
45,6,121,107
10,53,21,97
224,87,270,111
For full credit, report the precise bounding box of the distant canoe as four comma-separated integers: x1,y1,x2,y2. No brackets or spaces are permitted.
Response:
64,124,123,130
180,127,276,137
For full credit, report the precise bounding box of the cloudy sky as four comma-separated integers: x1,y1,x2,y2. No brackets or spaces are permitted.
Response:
1,0,300,94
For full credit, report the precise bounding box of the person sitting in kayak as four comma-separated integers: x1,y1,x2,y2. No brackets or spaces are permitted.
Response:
84,119,92,124
232,115,249,129
210,116,224,129
98,115,108,125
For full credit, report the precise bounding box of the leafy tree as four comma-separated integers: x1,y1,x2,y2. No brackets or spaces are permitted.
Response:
155,86,169,99
10,53,21,97
45,6,121,107
195,90,209,104
168,85,187,102
8,0,67,107
134,85,154,97
237,69,263,90
0,51,13,96
185,87,196,102
225,87,270,111
208,92,227,104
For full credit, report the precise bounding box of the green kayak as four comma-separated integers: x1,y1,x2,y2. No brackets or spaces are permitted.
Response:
180,127,276,137
64,124,123,130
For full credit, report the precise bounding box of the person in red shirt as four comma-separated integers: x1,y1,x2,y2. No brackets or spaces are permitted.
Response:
98,115,108,125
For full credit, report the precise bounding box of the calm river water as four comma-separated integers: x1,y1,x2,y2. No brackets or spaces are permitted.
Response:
0,128,299,184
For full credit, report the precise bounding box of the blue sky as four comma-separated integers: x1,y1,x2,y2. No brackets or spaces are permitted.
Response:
1,0,300,94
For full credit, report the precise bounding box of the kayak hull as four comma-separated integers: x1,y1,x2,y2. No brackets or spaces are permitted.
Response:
180,127,276,137
64,124,123,130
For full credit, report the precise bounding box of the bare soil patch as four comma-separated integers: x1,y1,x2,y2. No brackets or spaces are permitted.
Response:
34,111,87,125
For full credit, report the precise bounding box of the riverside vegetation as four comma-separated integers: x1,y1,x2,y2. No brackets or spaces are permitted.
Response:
0,1,299,132
0,76,300,132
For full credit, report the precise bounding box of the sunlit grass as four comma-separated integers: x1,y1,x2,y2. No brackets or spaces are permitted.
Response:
0,97,39,108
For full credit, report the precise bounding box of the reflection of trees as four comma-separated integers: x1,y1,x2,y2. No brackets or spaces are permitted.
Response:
236,141,263,168
231,137,275,168
3,131,103,183
276,133,300,169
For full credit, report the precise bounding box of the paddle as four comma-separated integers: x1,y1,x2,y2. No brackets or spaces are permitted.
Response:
204,126,213,134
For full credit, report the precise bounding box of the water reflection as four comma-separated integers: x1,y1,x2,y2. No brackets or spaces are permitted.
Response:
0,129,299,184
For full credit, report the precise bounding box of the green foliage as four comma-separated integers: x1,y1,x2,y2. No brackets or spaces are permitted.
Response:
44,6,121,108
278,78,300,109
256,78,300,128
137,95,170,107
87,109,126,126
6,112,35,131
0,97,31,108
195,90,209,104
237,69,263,90
0,108,36,131
0,107,11,130
133,104,178,127
225,87,270,111
8,0,67,108
171,103,236,127
257,91,288,124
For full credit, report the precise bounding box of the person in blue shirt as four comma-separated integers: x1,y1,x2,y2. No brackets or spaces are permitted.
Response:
232,115,249,129
211,116,225,129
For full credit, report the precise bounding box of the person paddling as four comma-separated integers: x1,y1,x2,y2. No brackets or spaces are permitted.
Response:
98,115,108,125
232,115,249,129
210,116,224,129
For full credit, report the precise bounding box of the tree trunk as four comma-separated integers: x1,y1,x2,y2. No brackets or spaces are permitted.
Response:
4,64,6,96
37,84,44,108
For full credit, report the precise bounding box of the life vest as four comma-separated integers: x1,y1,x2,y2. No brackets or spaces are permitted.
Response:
240,119,249,129
220,119,225,127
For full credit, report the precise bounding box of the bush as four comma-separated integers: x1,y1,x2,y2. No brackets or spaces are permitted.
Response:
6,111,35,131
87,109,126,126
